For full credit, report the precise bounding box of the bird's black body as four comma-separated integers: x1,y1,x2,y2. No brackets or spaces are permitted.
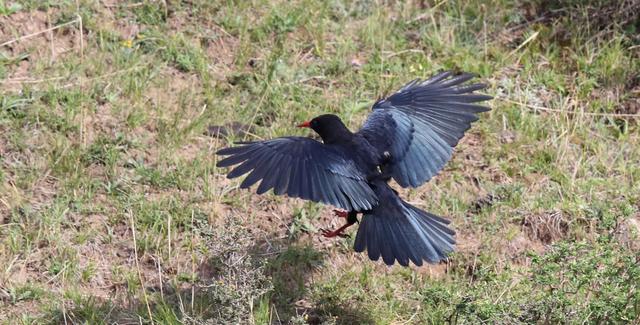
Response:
217,71,491,266
307,114,383,179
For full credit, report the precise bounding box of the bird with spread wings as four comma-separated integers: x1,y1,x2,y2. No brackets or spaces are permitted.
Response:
217,71,491,266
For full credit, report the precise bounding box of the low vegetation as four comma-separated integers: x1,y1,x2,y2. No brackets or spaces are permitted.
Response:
1,0,638,324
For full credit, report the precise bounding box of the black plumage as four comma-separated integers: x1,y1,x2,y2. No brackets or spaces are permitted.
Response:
217,137,377,211
216,71,491,267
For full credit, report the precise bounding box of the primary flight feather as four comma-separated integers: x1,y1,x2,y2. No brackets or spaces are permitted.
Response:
216,71,491,267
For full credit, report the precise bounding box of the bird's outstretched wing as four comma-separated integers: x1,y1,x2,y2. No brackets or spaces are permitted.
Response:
216,137,378,211
358,71,491,188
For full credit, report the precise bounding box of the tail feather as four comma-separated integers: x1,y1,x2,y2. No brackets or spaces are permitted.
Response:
382,216,409,265
354,184,455,267
410,204,456,249
385,218,409,266
358,215,379,261
380,223,395,265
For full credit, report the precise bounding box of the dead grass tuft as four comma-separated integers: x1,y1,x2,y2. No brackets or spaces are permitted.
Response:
522,211,569,244
615,213,640,252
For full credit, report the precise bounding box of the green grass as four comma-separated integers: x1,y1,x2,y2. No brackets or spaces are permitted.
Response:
1,0,639,324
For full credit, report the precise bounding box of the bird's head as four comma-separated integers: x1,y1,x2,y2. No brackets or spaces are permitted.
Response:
297,114,352,144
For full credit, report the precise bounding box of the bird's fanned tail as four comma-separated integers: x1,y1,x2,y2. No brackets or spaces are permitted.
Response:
354,181,455,266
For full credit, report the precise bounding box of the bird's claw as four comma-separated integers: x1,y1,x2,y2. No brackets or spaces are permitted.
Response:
321,228,350,238
332,209,348,219
322,211,355,238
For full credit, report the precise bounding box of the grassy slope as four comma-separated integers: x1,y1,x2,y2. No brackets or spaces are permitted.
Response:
1,0,639,324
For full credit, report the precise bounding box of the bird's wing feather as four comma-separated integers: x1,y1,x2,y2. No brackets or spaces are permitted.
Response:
216,136,378,211
358,71,491,188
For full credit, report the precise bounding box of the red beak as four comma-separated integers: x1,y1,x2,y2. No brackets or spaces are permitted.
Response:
297,121,311,128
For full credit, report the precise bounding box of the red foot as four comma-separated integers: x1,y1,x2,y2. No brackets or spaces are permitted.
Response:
333,209,348,219
321,223,353,238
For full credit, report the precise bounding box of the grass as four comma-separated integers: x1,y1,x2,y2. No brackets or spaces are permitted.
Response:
1,0,639,324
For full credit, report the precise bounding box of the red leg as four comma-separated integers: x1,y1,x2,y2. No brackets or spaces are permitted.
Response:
322,210,358,238
321,222,354,238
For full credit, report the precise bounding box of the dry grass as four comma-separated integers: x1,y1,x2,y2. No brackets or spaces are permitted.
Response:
1,0,639,324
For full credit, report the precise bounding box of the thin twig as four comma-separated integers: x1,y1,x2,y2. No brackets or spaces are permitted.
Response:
496,95,640,118
482,4,487,60
295,75,326,84
505,15,550,33
161,0,168,19
75,0,83,60
1,63,148,88
273,304,282,324
3,255,20,277
62,301,69,325
129,210,154,323
168,213,172,257
212,22,235,39
0,18,79,48
506,31,539,59
77,14,84,61
384,49,424,59
101,1,144,8
0,76,67,84
156,255,164,301
190,209,196,311
243,89,270,142
494,278,519,304
47,12,54,63
409,0,449,23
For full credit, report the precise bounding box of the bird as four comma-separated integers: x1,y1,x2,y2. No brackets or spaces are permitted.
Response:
216,71,491,267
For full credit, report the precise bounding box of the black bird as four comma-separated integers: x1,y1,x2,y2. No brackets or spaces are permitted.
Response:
216,71,491,266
